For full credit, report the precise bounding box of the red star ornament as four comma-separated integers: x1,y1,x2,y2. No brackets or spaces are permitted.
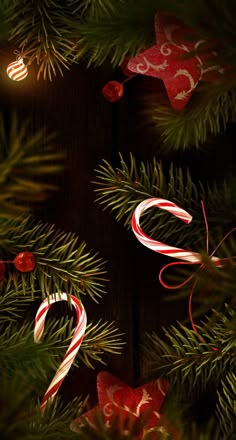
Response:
71,371,170,438
127,13,227,110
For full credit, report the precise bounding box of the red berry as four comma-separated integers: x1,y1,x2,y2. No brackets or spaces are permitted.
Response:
14,251,35,272
102,81,124,102
0,262,6,280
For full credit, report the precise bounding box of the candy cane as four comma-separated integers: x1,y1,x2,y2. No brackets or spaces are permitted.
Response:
34,292,87,411
131,198,219,264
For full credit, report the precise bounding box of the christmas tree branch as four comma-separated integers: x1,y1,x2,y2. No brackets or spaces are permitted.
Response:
0,320,66,377
145,85,236,150
0,370,83,439
70,0,157,66
0,283,35,322
4,0,81,80
94,154,235,249
0,216,107,301
78,320,124,368
0,302,123,389
0,113,64,219
144,307,235,388
216,371,236,436
70,0,236,69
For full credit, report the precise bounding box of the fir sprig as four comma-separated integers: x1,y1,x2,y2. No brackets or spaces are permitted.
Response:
143,307,235,438
0,284,35,322
94,154,235,249
144,307,235,387
4,0,81,80
216,371,236,437
70,0,236,69
0,216,107,301
0,113,64,219
0,371,82,439
71,0,156,66
78,320,124,368
145,85,236,150
0,320,67,379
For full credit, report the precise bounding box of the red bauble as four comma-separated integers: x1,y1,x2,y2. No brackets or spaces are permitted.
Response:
71,371,172,438
0,262,6,280
102,81,124,102
14,251,36,272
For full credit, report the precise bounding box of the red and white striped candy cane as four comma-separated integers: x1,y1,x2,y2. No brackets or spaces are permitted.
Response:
131,198,219,264
34,292,87,411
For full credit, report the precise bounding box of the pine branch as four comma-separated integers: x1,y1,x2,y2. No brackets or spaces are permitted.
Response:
0,216,107,301
71,0,156,66
93,154,236,249
4,0,81,80
145,85,236,150
0,320,66,379
72,0,120,18
78,320,124,368
142,307,235,438
0,113,64,219
70,0,236,69
0,369,83,439
216,372,236,436
143,307,235,388
72,409,171,440
0,283,36,322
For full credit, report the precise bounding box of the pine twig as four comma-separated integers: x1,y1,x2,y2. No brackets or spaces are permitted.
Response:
0,216,107,301
145,85,236,150
0,113,64,219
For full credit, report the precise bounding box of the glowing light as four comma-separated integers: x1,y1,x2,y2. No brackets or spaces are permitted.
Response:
7,57,28,81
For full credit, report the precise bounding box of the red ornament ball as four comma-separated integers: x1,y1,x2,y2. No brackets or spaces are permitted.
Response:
14,251,36,272
0,262,6,280
102,81,124,102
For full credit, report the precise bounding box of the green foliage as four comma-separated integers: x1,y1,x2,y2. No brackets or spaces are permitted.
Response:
70,0,236,70
0,284,35,322
145,85,236,150
0,113,64,219
94,154,235,249
143,307,235,439
0,287,123,438
216,372,236,436
78,320,124,368
0,216,107,301
71,0,156,66
72,0,119,18
144,306,235,387
71,408,171,439
0,371,82,439
2,0,236,80
3,0,81,80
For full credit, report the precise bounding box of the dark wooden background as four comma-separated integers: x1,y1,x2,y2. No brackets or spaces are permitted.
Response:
0,56,235,407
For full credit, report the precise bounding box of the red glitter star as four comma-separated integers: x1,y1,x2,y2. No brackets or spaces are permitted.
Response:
71,371,172,438
127,13,226,110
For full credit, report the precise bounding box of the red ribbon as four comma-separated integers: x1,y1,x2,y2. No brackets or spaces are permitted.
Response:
159,201,236,347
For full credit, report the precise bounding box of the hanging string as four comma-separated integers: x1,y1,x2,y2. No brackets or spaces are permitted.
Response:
159,200,236,342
